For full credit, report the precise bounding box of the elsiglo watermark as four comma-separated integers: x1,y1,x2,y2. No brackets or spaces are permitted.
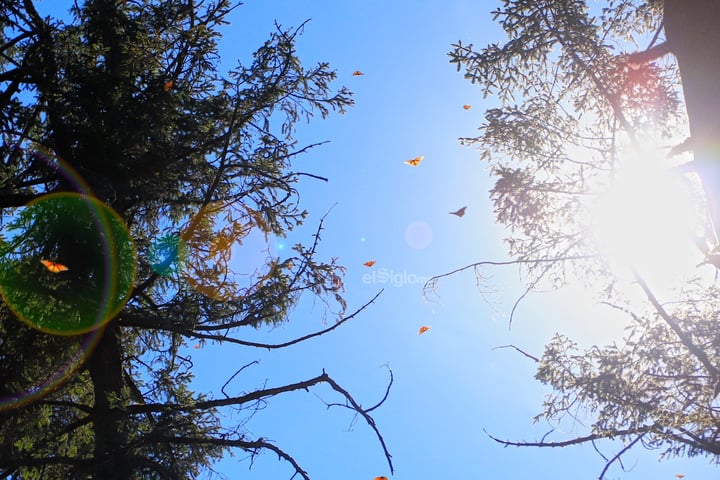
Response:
362,268,430,288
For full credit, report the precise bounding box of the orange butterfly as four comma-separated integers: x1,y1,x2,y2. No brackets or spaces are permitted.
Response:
374,477,389,480
463,104,471,110
675,475,685,479
418,326,430,335
363,261,376,267
404,155,423,167
163,80,173,91
449,206,467,217
40,259,69,273
194,344,201,349
352,70,364,76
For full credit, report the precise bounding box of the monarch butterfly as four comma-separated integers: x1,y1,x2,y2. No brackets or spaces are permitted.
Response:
449,206,467,217
363,261,376,267
352,70,364,76
40,259,69,273
463,104,471,110
163,80,173,91
194,344,201,349
418,326,430,335
404,155,423,167
675,475,686,479
374,477,389,480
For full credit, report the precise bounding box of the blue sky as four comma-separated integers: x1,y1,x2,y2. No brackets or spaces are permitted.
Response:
33,1,720,479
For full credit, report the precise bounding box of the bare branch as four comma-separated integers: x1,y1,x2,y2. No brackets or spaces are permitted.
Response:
148,435,310,480
191,289,383,348
491,344,539,363
124,370,393,473
598,433,645,479
221,360,260,399
365,365,393,414
423,255,596,299
322,371,394,474
424,253,595,328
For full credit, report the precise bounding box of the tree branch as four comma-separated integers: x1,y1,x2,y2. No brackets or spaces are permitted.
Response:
491,344,539,363
633,270,719,381
125,368,394,474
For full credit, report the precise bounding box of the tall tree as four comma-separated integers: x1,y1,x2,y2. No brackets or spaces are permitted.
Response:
0,1,391,479
437,0,720,477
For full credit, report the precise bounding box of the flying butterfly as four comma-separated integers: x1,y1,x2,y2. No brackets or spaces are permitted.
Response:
40,259,69,273
675,475,686,479
352,70,365,76
163,80,173,91
418,326,430,335
404,155,423,167
374,477,389,480
449,206,467,217
363,260,376,267
463,104,471,110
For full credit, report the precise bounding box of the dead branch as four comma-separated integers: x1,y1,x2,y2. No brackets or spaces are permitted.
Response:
485,425,656,479
191,289,384,349
124,370,394,475
221,360,260,398
598,433,645,480
148,435,310,480
322,371,394,474
491,344,539,363
424,253,595,328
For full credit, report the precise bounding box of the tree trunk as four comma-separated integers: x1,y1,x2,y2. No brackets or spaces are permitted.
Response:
87,324,130,480
664,0,720,238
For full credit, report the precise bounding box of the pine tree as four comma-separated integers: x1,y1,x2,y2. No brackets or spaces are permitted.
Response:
0,1,392,478
436,0,720,476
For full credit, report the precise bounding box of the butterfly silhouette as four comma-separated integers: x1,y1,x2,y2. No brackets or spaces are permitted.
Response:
449,206,467,217
404,156,423,167
40,259,69,273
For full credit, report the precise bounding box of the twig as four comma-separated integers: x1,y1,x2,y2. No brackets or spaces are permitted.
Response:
491,344,539,363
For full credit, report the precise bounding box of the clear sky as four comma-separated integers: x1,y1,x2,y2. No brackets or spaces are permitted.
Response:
33,1,720,479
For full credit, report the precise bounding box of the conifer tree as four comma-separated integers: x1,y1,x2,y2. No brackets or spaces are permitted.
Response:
0,1,391,478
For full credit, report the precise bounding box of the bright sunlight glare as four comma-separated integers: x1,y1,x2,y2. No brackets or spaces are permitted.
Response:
589,147,703,290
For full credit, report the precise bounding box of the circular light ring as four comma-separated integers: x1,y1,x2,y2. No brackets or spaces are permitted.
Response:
0,314,101,411
0,140,135,409
177,201,280,302
0,192,137,335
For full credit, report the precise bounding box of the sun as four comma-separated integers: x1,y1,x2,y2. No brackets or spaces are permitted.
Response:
588,148,704,288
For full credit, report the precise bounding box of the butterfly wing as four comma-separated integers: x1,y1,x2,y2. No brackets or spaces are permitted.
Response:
404,155,423,166
363,260,376,267
41,259,69,273
450,206,467,217
352,70,364,76
418,326,430,335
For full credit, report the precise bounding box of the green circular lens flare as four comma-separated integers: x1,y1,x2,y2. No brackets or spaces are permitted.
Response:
0,193,136,335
